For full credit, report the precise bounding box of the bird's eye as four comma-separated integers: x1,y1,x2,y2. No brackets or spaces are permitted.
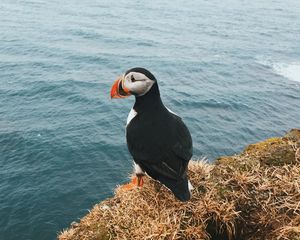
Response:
131,75,136,82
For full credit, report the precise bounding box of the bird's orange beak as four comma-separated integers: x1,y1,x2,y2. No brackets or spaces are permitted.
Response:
110,76,131,99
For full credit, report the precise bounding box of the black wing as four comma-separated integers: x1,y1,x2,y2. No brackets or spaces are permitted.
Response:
126,110,192,181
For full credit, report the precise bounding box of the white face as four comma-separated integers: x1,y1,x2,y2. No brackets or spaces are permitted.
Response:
123,72,155,96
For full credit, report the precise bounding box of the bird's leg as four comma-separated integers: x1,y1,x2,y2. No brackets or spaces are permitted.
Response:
133,163,145,187
120,164,145,191
135,173,144,187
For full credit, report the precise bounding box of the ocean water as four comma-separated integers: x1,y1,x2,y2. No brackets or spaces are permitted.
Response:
0,0,300,239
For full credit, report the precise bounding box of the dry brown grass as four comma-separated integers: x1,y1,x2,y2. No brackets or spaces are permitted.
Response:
59,130,300,240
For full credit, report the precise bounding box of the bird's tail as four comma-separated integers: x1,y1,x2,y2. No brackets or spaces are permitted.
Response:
158,174,191,202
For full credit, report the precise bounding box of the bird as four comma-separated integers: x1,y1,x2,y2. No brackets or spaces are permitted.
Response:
110,67,193,201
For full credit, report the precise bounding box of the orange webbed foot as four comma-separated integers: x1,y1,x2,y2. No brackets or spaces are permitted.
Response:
120,175,144,191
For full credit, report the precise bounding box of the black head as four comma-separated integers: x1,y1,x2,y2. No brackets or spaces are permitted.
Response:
125,67,157,82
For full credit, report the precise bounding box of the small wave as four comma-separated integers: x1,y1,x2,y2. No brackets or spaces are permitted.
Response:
273,62,300,82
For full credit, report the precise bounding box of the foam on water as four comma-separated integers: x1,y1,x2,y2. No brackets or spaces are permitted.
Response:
273,62,300,82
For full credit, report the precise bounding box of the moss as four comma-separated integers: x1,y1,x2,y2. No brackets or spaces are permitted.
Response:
215,155,259,172
242,137,296,166
284,128,300,142
59,222,109,240
215,185,232,199
215,156,236,166
243,137,282,153
86,224,109,240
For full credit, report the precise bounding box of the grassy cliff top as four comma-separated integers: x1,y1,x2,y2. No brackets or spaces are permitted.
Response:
59,129,300,240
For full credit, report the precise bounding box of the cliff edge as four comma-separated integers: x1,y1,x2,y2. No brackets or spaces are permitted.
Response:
59,129,300,240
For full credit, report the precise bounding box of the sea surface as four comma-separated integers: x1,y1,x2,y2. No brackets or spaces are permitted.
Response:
1,0,300,239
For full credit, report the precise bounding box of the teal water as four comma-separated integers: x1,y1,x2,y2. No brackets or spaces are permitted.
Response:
1,0,300,239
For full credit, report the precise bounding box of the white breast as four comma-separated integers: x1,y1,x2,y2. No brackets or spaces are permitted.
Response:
126,108,138,125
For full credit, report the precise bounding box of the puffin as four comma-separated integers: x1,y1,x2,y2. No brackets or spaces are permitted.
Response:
110,67,193,201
